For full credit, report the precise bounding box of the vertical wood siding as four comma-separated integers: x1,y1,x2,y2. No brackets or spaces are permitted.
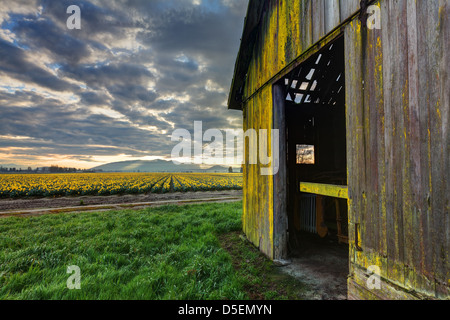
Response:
345,0,449,299
243,87,274,258
242,0,359,259
239,0,448,299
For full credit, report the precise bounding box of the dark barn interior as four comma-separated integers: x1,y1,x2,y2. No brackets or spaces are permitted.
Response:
278,36,349,293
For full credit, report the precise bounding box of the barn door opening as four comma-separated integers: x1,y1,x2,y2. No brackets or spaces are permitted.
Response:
275,35,348,297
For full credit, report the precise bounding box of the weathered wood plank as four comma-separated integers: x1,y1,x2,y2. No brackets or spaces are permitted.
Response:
362,8,377,252
273,84,288,260
312,0,325,44
391,0,408,281
431,0,450,293
237,0,449,299
316,195,329,238
405,0,421,286
380,0,400,284
349,268,421,300
299,182,348,199
373,14,387,259
324,0,341,34
276,0,287,71
361,2,386,257
415,0,433,284
299,0,313,52
284,0,298,64
438,0,450,294
339,0,360,22
345,18,364,266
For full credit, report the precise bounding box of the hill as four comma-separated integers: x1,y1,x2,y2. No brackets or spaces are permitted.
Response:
0,163,29,170
91,159,235,173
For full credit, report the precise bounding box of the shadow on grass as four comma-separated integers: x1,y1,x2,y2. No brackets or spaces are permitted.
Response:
219,232,313,300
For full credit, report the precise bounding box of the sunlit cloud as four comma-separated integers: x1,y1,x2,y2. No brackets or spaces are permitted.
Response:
0,0,248,168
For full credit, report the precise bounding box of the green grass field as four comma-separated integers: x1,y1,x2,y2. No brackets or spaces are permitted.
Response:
0,202,310,300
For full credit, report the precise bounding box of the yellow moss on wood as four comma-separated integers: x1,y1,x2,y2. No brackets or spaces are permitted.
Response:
299,182,349,199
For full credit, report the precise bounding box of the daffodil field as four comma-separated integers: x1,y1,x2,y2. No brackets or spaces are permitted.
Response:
0,173,243,198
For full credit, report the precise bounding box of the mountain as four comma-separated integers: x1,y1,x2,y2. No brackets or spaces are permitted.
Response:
0,163,29,170
90,159,234,173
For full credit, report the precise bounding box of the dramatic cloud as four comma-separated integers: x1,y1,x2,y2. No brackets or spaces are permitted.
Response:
0,0,248,168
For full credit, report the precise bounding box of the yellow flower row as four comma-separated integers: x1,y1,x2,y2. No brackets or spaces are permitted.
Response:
0,173,243,198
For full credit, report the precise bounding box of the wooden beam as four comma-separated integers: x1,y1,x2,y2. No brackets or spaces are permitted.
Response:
273,84,288,260
299,182,348,199
316,195,328,238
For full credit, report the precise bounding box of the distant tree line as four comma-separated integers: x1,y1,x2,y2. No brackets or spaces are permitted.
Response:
0,167,36,173
48,165,78,173
0,165,96,174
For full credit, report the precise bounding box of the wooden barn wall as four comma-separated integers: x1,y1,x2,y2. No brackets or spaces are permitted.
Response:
241,0,448,299
244,0,360,98
242,0,361,259
345,0,449,299
242,87,274,258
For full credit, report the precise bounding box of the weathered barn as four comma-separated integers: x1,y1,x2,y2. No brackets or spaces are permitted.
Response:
228,0,449,300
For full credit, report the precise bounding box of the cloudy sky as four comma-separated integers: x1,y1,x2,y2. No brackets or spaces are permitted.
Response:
0,0,247,168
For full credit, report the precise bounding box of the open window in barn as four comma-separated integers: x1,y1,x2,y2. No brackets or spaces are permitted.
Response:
274,35,348,289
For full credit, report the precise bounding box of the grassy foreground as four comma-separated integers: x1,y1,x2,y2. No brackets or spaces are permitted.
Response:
0,202,309,300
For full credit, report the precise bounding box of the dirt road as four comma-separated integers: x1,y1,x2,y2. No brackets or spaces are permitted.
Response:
0,190,243,216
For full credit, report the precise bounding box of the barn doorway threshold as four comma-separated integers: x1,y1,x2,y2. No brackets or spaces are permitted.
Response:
278,232,348,300
273,34,348,300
